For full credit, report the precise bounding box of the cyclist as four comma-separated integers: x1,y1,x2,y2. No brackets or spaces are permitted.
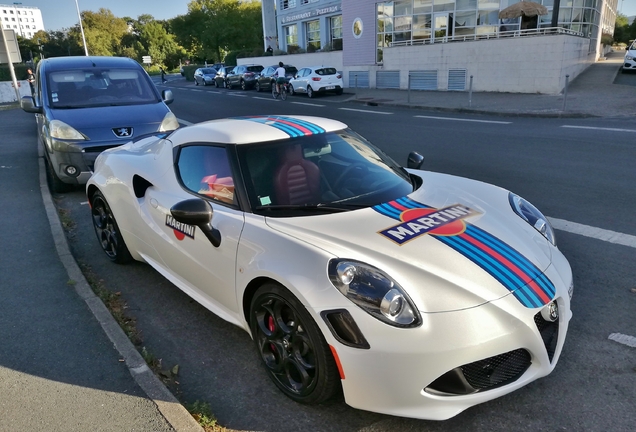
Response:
274,62,287,95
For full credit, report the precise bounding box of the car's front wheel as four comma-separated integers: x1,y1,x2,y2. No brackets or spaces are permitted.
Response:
289,84,295,96
90,190,133,264
195,79,199,86
250,283,340,404
255,81,261,92
214,79,219,88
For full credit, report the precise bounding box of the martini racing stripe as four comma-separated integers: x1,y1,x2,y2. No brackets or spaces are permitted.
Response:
235,116,325,137
372,198,555,308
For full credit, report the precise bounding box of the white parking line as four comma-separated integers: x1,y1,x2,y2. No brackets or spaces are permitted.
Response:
253,97,277,101
548,217,636,249
414,115,512,124
291,102,326,107
227,94,247,97
339,108,393,115
608,333,636,348
562,125,636,133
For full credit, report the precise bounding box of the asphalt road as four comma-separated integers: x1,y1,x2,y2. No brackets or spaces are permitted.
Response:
42,83,636,431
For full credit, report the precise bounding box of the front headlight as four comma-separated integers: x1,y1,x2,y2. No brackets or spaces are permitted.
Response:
328,259,421,328
159,112,179,132
509,193,556,245
626,55,634,60
49,120,87,140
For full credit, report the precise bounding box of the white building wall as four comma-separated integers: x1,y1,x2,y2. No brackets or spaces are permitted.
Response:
342,1,375,66
0,4,44,38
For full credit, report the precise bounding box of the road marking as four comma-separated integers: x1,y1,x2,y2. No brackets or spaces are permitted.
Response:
339,108,393,115
177,118,194,126
292,102,325,107
548,217,636,249
253,96,277,101
562,125,636,133
227,93,247,97
608,333,636,348
415,115,512,124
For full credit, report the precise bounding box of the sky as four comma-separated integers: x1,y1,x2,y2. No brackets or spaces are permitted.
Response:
8,0,636,31
13,0,191,31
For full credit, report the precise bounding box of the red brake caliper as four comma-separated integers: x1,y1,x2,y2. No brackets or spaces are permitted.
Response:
268,315,276,355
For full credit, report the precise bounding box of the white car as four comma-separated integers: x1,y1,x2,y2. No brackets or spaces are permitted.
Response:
288,66,343,98
623,42,636,73
87,115,573,420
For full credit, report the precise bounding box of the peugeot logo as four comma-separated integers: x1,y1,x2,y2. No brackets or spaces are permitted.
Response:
112,127,133,138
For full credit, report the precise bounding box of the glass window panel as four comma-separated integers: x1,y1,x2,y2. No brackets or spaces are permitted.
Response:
394,31,412,42
573,0,583,6
395,0,412,16
478,10,499,25
583,8,591,22
455,27,476,36
583,0,594,7
413,14,432,38
476,25,496,34
571,8,582,21
456,0,476,9
384,2,395,18
414,0,433,14
558,7,572,22
543,0,554,6
395,16,412,31
455,10,476,27
562,0,573,6
378,17,393,32
433,0,455,12
478,0,498,7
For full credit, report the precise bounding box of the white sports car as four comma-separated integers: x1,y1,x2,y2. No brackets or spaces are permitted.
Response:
87,115,573,420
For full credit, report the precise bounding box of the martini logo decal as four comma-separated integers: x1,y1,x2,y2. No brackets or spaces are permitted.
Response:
378,204,479,245
373,197,556,308
166,215,195,241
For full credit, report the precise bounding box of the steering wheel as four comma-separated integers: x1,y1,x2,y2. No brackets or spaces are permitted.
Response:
333,163,369,192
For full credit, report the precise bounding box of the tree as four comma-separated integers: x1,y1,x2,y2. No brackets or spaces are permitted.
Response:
613,13,630,44
69,9,129,56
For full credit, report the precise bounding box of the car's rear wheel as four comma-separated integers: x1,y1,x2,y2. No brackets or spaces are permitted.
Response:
307,86,314,98
45,158,73,193
289,84,295,96
335,88,343,95
195,79,199,86
250,283,340,404
90,190,133,264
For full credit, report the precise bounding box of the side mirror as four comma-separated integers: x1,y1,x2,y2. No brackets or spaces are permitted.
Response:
162,89,174,105
407,151,424,169
20,96,42,114
171,199,221,247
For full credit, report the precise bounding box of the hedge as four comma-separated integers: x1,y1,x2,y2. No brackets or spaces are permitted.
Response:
0,64,31,82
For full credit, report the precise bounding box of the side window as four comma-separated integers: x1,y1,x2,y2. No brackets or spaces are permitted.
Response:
177,145,236,206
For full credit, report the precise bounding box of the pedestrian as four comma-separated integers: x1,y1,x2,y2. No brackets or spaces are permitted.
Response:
266,45,273,54
26,68,35,96
160,67,167,84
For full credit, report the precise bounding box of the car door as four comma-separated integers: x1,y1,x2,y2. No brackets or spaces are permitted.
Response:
194,69,201,84
140,144,245,319
260,66,274,88
294,68,310,93
229,66,242,87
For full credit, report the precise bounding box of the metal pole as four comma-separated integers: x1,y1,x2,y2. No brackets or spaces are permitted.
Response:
408,73,411,104
469,75,473,108
562,74,569,112
1,29,21,102
74,0,89,56
355,74,358,100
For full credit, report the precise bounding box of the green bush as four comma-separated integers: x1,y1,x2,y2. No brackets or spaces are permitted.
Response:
183,64,205,81
0,64,31,82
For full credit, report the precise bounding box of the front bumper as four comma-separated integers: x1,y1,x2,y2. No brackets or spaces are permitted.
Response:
316,84,343,93
316,258,573,420
47,138,126,185
623,56,636,71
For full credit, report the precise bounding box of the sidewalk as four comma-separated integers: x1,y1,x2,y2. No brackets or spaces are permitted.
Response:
342,50,636,118
0,109,201,432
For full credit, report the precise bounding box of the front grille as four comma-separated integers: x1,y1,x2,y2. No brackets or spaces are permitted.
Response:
461,349,531,391
426,349,531,395
534,312,559,363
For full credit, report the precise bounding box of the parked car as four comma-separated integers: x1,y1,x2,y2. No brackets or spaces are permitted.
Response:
193,67,218,86
87,114,572,421
20,56,178,193
622,41,636,73
225,64,264,90
288,66,344,98
213,66,235,88
255,64,298,92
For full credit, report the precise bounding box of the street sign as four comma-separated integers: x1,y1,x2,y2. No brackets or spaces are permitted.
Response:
142,55,152,64
0,29,22,63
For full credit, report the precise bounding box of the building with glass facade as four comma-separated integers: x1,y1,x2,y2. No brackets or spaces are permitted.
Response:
256,0,619,93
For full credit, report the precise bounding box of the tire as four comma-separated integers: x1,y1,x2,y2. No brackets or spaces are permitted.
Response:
335,88,343,95
250,283,340,404
224,79,230,89
307,86,314,98
272,86,279,99
256,81,261,92
281,86,287,101
90,190,133,264
241,80,247,91
203,80,207,86
289,84,295,96
45,158,73,193
195,79,199,86
214,79,219,88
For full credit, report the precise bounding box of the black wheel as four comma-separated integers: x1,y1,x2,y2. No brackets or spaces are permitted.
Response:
203,79,207,86
289,84,295,96
281,86,287,101
224,79,230,89
195,79,199,86
90,190,133,264
335,88,343,95
255,81,261,92
272,86,279,99
250,284,340,404
307,86,314,98
45,158,73,193
214,79,219,88
240,80,247,91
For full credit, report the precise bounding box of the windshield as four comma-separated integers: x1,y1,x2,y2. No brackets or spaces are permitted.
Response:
202,68,216,74
237,129,414,216
47,68,158,108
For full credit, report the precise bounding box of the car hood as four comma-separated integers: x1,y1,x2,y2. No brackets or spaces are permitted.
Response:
265,171,554,312
49,103,169,142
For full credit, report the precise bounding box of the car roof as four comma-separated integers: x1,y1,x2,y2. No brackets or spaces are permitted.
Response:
41,56,140,71
168,115,347,146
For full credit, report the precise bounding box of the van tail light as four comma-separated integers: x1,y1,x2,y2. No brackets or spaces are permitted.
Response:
312,77,321,81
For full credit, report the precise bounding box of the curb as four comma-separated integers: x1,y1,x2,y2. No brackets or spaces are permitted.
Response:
37,149,203,432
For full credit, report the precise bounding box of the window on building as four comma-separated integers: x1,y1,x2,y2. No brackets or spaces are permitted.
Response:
306,20,320,51
330,15,342,50
9,10,13,14
284,24,298,49
301,0,319,4
280,0,297,10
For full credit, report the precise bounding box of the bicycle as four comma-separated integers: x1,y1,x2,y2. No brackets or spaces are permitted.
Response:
272,80,289,101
